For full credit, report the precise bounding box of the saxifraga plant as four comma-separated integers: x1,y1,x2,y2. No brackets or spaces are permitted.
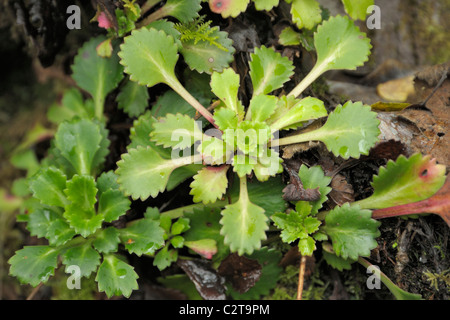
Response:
7,0,448,300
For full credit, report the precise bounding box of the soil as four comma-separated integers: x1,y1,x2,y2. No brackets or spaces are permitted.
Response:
0,0,448,300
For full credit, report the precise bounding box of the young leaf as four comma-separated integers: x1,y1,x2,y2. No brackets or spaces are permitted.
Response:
96,171,120,196
46,219,76,246
190,165,229,204
213,107,239,131
54,119,104,176
47,88,93,123
28,167,68,207
153,246,178,270
119,218,165,256
322,243,354,271
119,28,179,88
98,189,131,223
246,95,278,123
253,0,279,11
96,254,139,298
116,146,199,201
278,27,301,46
8,246,60,287
116,79,149,118
62,243,101,278
71,36,124,119
93,227,121,254
288,0,322,30
355,154,446,210
151,113,203,149
210,68,245,119
27,206,61,239
289,15,371,97
269,96,327,132
249,46,294,97
220,177,268,255
342,0,374,20
274,101,380,159
162,0,202,23
209,0,250,18
322,203,380,260
298,164,332,215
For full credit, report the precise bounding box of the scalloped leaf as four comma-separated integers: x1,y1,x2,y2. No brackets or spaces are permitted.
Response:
46,219,76,246
8,246,60,287
220,177,268,255
249,46,294,97
209,0,250,18
71,36,123,117
116,79,149,118
210,68,245,119
62,243,101,278
95,254,138,298
151,113,203,149
288,0,322,30
93,227,120,254
119,218,165,256
298,164,332,214
119,28,179,88
98,189,131,223
180,25,235,74
27,206,61,239
322,203,380,260
276,101,380,159
289,15,371,97
213,107,239,131
162,0,202,23
342,0,374,20
253,0,279,11
116,146,196,201
190,165,229,204
246,94,279,123
54,119,105,176
355,154,447,210
278,27,301,46
28,167,68,207
47,88,93,123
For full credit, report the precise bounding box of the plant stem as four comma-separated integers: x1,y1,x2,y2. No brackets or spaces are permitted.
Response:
297,255,306,300
168,77,218,129
94,95,105,121
371,199,437,220
138,4,167,27
288,62,326,98
270,128,319,147
140,0,161,16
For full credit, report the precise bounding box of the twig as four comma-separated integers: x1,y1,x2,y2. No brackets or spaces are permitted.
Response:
26,282,44,300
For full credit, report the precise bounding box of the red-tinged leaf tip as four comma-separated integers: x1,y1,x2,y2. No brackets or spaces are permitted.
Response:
184,239,218,259
209,0,230,13
418,156,446,183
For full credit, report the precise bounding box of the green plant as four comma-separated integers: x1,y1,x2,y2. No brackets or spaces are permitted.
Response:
6,0,448,300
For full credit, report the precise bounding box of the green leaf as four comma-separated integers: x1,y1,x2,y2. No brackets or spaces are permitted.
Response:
162,0,202,23
342,0,374,20
47,88,93,123
96,171,120,195
93,227,121,254
116,146,197,201
210,68,245,119
119,218,165,256
278,27,301,46
98,189,131,223
153,246,178,270
322,203,380,260
171,217,190,235
199,136,234,165
180,25,235,74
322,246,354,271
276,101,380,159
62,243,101,278
190,165,229,204
8,246,59,287
298,164,332,214
232,154,256,178
151,113,203,149
54,119,104,176
209,0,250,18
249,46,294,97
71,36,124,118
253,0,279,11
28,167,68,207
27,206,61,239
119,28,179,88
355,154,447,210
213,107,239,132
64,175,103,237
184,239,217,259
96,254,139,298
220,177,268,255
269,96,327,132
170,235,185,248
46,219,76,246
289,15,371,97
288,0,322,29
116,79,149,118
246,95,278,123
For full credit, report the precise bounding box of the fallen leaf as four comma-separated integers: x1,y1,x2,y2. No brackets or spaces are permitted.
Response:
217,253,262,294
376,75,416,102
282,166,321,202
329,174,355,206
